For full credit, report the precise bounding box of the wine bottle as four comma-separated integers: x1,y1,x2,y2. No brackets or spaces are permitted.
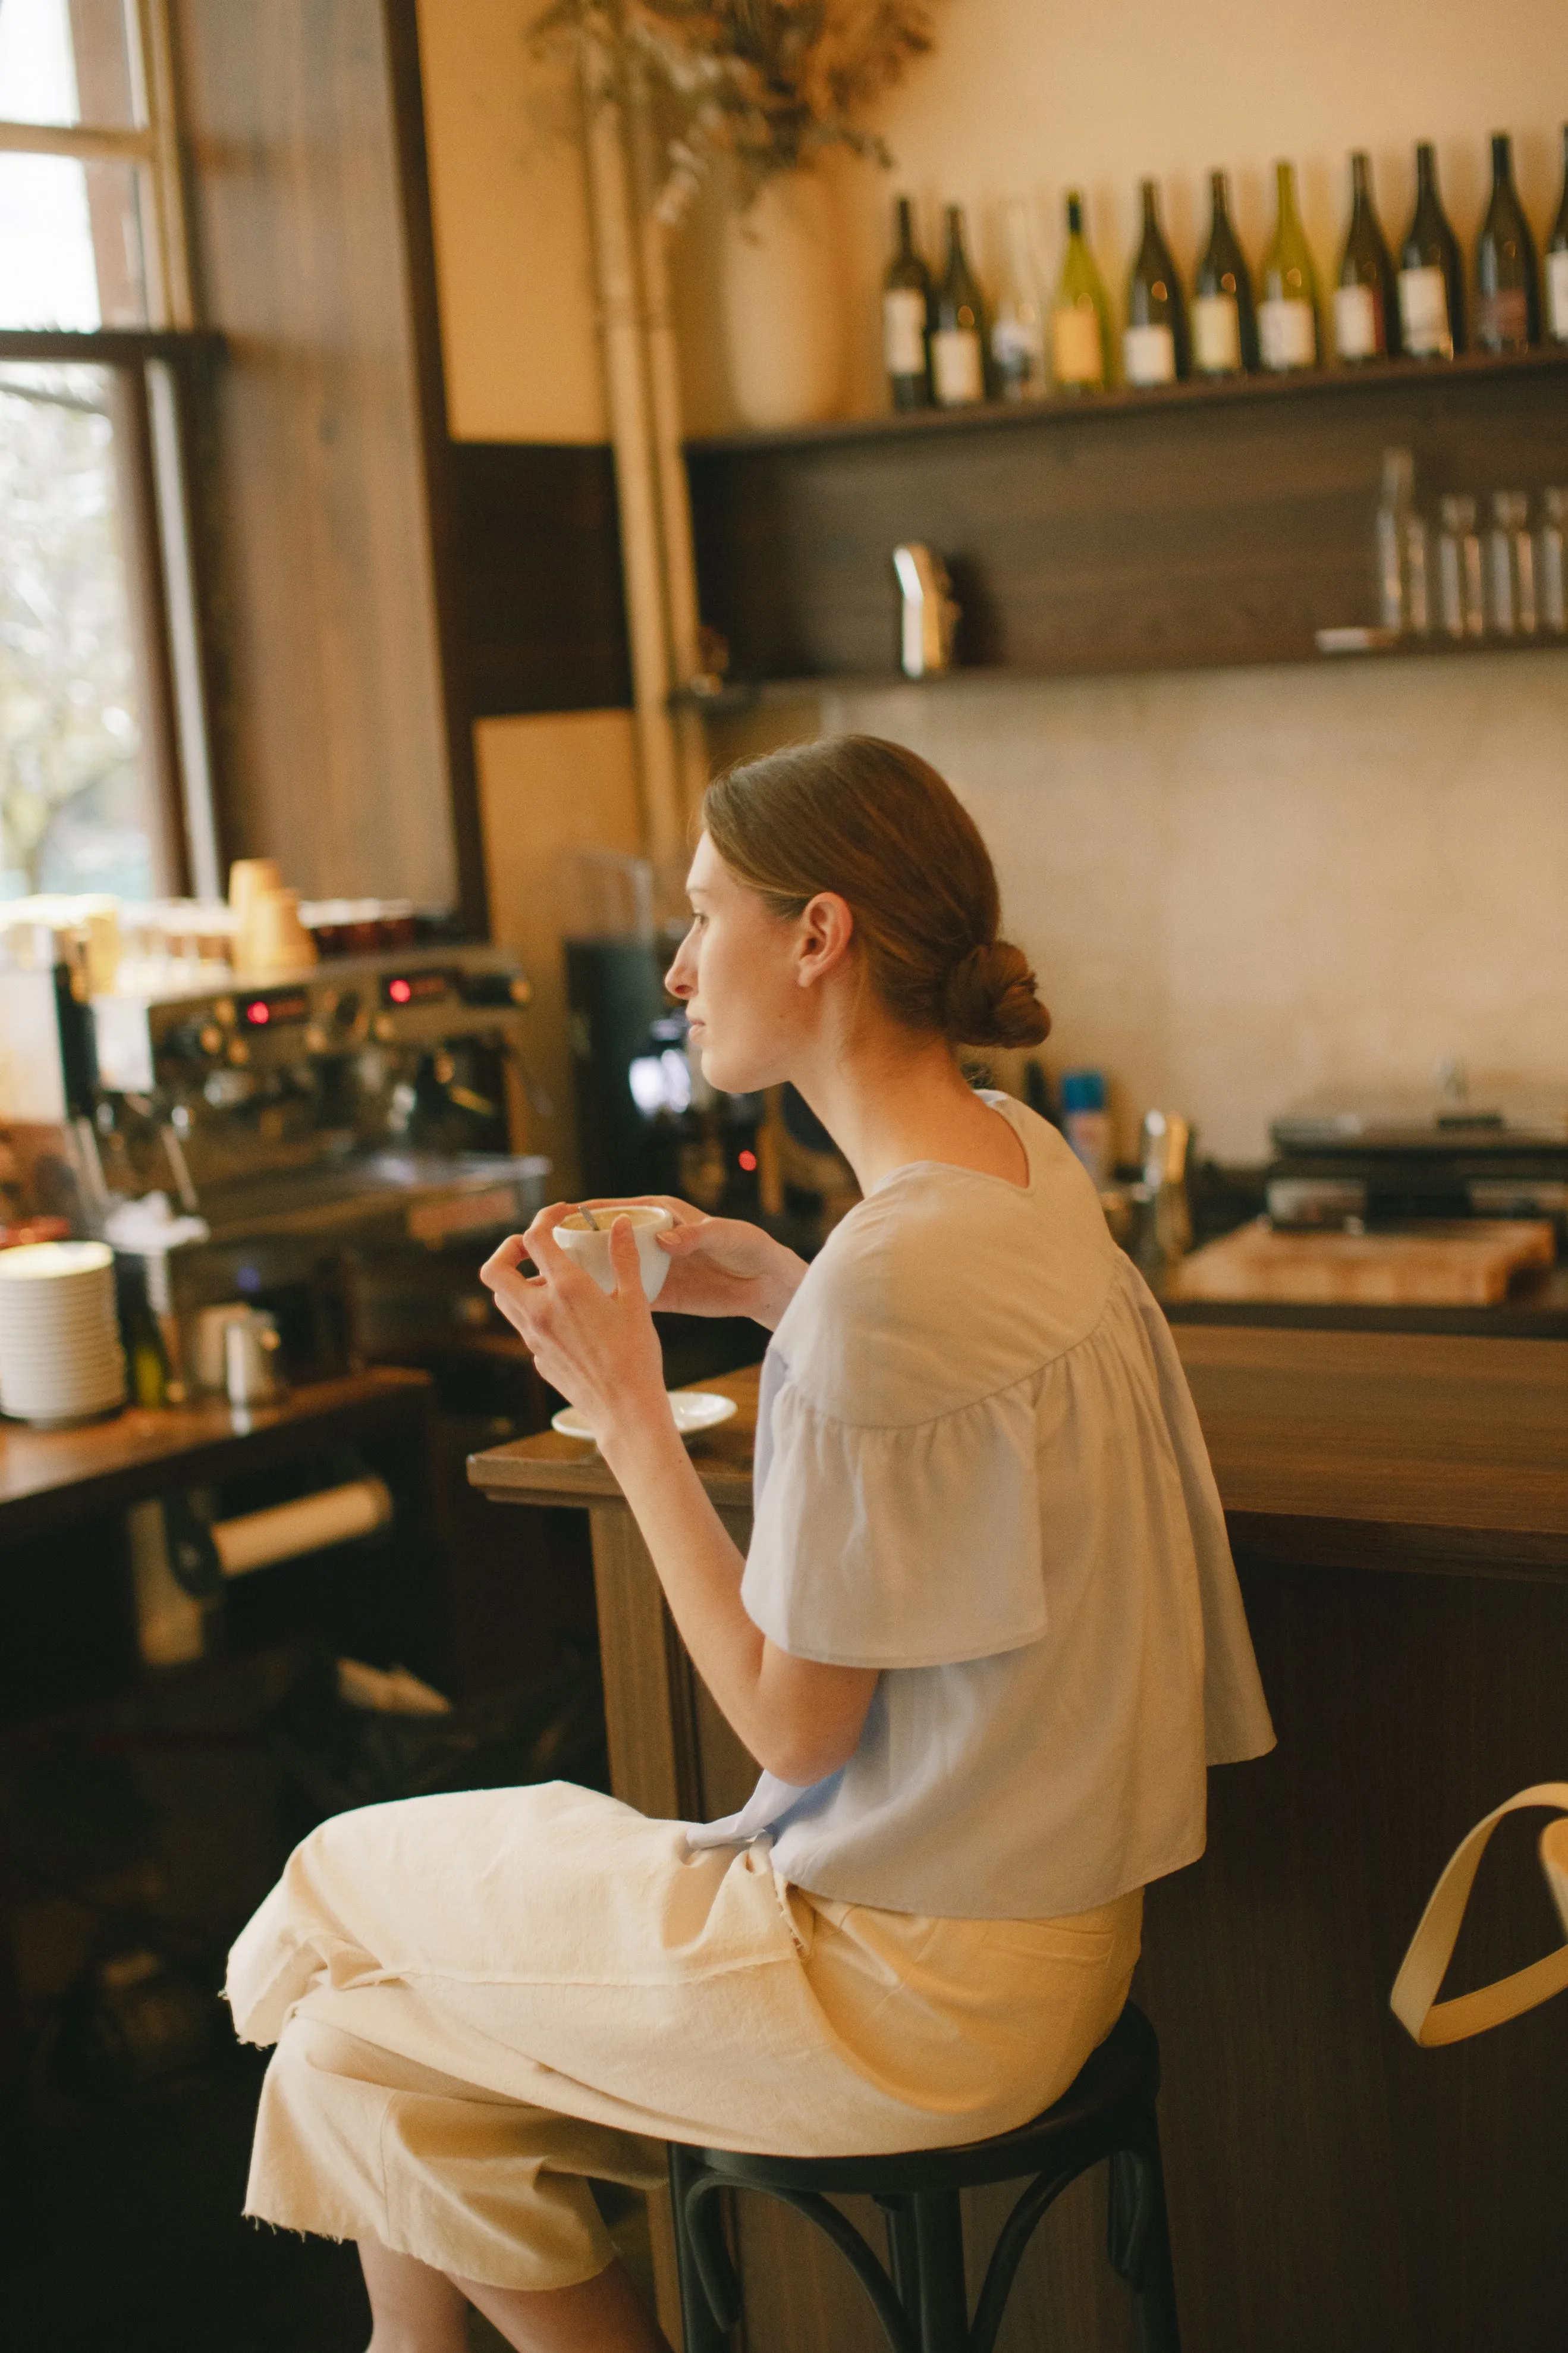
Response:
1192,170,1257,375
1399,142,1465,359
1475,131,1539,352
1257,160,1319,371
1052,189,1111,393
1335,151,1400,362
1547,124,1568,343
882,194,932,410
931,203,987,407
990,199,1047,400
1124,179,1188,387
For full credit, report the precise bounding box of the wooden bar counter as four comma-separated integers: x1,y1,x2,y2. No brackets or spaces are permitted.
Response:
470,1328,1568,2353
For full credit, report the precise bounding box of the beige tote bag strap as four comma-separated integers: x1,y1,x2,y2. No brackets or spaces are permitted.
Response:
1391,1783,1568,2047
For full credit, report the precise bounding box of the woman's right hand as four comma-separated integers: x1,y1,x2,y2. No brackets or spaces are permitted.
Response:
575,1196,807,1331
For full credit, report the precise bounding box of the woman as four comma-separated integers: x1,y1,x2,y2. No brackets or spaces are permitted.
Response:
228,735,1274,2353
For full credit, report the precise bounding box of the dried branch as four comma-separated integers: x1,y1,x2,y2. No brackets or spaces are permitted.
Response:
533,0,938,221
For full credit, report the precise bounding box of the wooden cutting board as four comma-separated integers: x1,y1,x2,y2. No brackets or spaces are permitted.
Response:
1172,1219,1557,1307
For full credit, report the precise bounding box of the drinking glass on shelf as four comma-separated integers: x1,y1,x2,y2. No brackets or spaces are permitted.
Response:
1436,494,1484,640
1487,490,1536,636
1375,448,1413,631
1537,488,1567,634
1403,513,1432,636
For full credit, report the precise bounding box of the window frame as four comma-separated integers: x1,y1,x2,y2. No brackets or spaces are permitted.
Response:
0,0,191,330
0,325,227,902
1,4,222,902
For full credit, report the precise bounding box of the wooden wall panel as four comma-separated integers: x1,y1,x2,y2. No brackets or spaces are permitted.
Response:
173,0,460,907
451,443,633,717
685,354,1568,685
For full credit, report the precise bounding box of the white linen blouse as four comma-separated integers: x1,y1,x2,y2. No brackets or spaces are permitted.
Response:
687,1094,1275,1919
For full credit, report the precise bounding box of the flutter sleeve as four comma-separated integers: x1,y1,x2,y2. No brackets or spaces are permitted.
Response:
740,1360,1049,1670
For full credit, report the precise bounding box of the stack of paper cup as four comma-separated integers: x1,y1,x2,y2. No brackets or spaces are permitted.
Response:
0,1241,127,1426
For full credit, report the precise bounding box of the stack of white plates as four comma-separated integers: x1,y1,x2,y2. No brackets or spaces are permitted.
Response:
0,1240,127,1426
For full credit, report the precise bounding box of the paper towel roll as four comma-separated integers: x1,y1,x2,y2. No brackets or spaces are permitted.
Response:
210,1476,393,1579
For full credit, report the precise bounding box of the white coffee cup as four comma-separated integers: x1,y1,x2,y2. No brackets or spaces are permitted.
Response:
554,1205,674,1302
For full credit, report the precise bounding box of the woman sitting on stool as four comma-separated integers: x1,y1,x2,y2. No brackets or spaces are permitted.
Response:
227,735,1274,2353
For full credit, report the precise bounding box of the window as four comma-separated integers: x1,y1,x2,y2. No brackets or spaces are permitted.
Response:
0,0,189,332
0,0,216,904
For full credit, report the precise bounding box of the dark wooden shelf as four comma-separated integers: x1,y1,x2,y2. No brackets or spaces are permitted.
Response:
684,346,1568,688
678,629,1566,710
686,345,1568,455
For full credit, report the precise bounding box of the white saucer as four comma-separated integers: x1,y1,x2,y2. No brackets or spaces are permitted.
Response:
551,1390,738,1447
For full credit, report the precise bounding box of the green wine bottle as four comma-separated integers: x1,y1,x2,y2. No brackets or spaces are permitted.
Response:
1124,178,1188,387
1052,189,1111,393
931,203,987,406
882,194,932,410
1257,160,1319,371
1475,131,1539,352
1548,124,1568,344
1193,169,1258,374
1335,151,1399,362
1399,142,1465,358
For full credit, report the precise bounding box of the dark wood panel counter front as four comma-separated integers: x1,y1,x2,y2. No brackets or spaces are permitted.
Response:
470,1329,1568,2353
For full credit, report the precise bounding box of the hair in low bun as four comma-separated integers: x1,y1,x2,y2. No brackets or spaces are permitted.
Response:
703,735,1051,1049
941,939,1051,1049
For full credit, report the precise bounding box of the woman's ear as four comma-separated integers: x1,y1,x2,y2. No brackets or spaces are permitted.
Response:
796,892,856,992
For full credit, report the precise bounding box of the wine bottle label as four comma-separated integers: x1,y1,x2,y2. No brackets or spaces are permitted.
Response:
1334,284,1380,359
1123,322,1176,386
1192,293,1242,373
1549,250,1568,341
1052,305,1102,385
1258,297,1315,370
1397,265,1451,356
931,327,984,404
883,288,928,378
1475,287,1528,348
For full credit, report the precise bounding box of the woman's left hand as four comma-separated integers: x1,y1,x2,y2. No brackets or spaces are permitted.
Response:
479,1206,667,1442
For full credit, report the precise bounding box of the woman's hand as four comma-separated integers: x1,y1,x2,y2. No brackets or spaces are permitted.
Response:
479,1204,667,1447
577,1195,807,1331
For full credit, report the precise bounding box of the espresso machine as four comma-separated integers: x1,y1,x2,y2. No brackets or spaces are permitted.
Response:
4,938,549,1392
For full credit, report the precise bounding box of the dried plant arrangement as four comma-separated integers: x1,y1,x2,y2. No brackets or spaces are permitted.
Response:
533,0,938,222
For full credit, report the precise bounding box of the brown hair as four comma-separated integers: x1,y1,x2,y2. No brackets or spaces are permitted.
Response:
702,735,1049,1049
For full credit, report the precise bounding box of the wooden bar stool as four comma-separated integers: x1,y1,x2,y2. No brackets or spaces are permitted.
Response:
667,2000,1180,2353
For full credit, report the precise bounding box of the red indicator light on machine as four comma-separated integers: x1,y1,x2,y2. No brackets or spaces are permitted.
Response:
738,1149,758,1172
246,1000,271,1025
379,968,452,1009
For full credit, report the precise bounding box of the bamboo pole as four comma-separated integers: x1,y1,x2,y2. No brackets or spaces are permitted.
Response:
624,67,709,829
576,38,685,867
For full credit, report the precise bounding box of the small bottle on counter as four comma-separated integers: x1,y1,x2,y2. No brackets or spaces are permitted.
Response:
1060,1069,1114,1188
1437,493,1485,638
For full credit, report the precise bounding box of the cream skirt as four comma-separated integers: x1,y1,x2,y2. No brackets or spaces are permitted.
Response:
227,1780,1142,2291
